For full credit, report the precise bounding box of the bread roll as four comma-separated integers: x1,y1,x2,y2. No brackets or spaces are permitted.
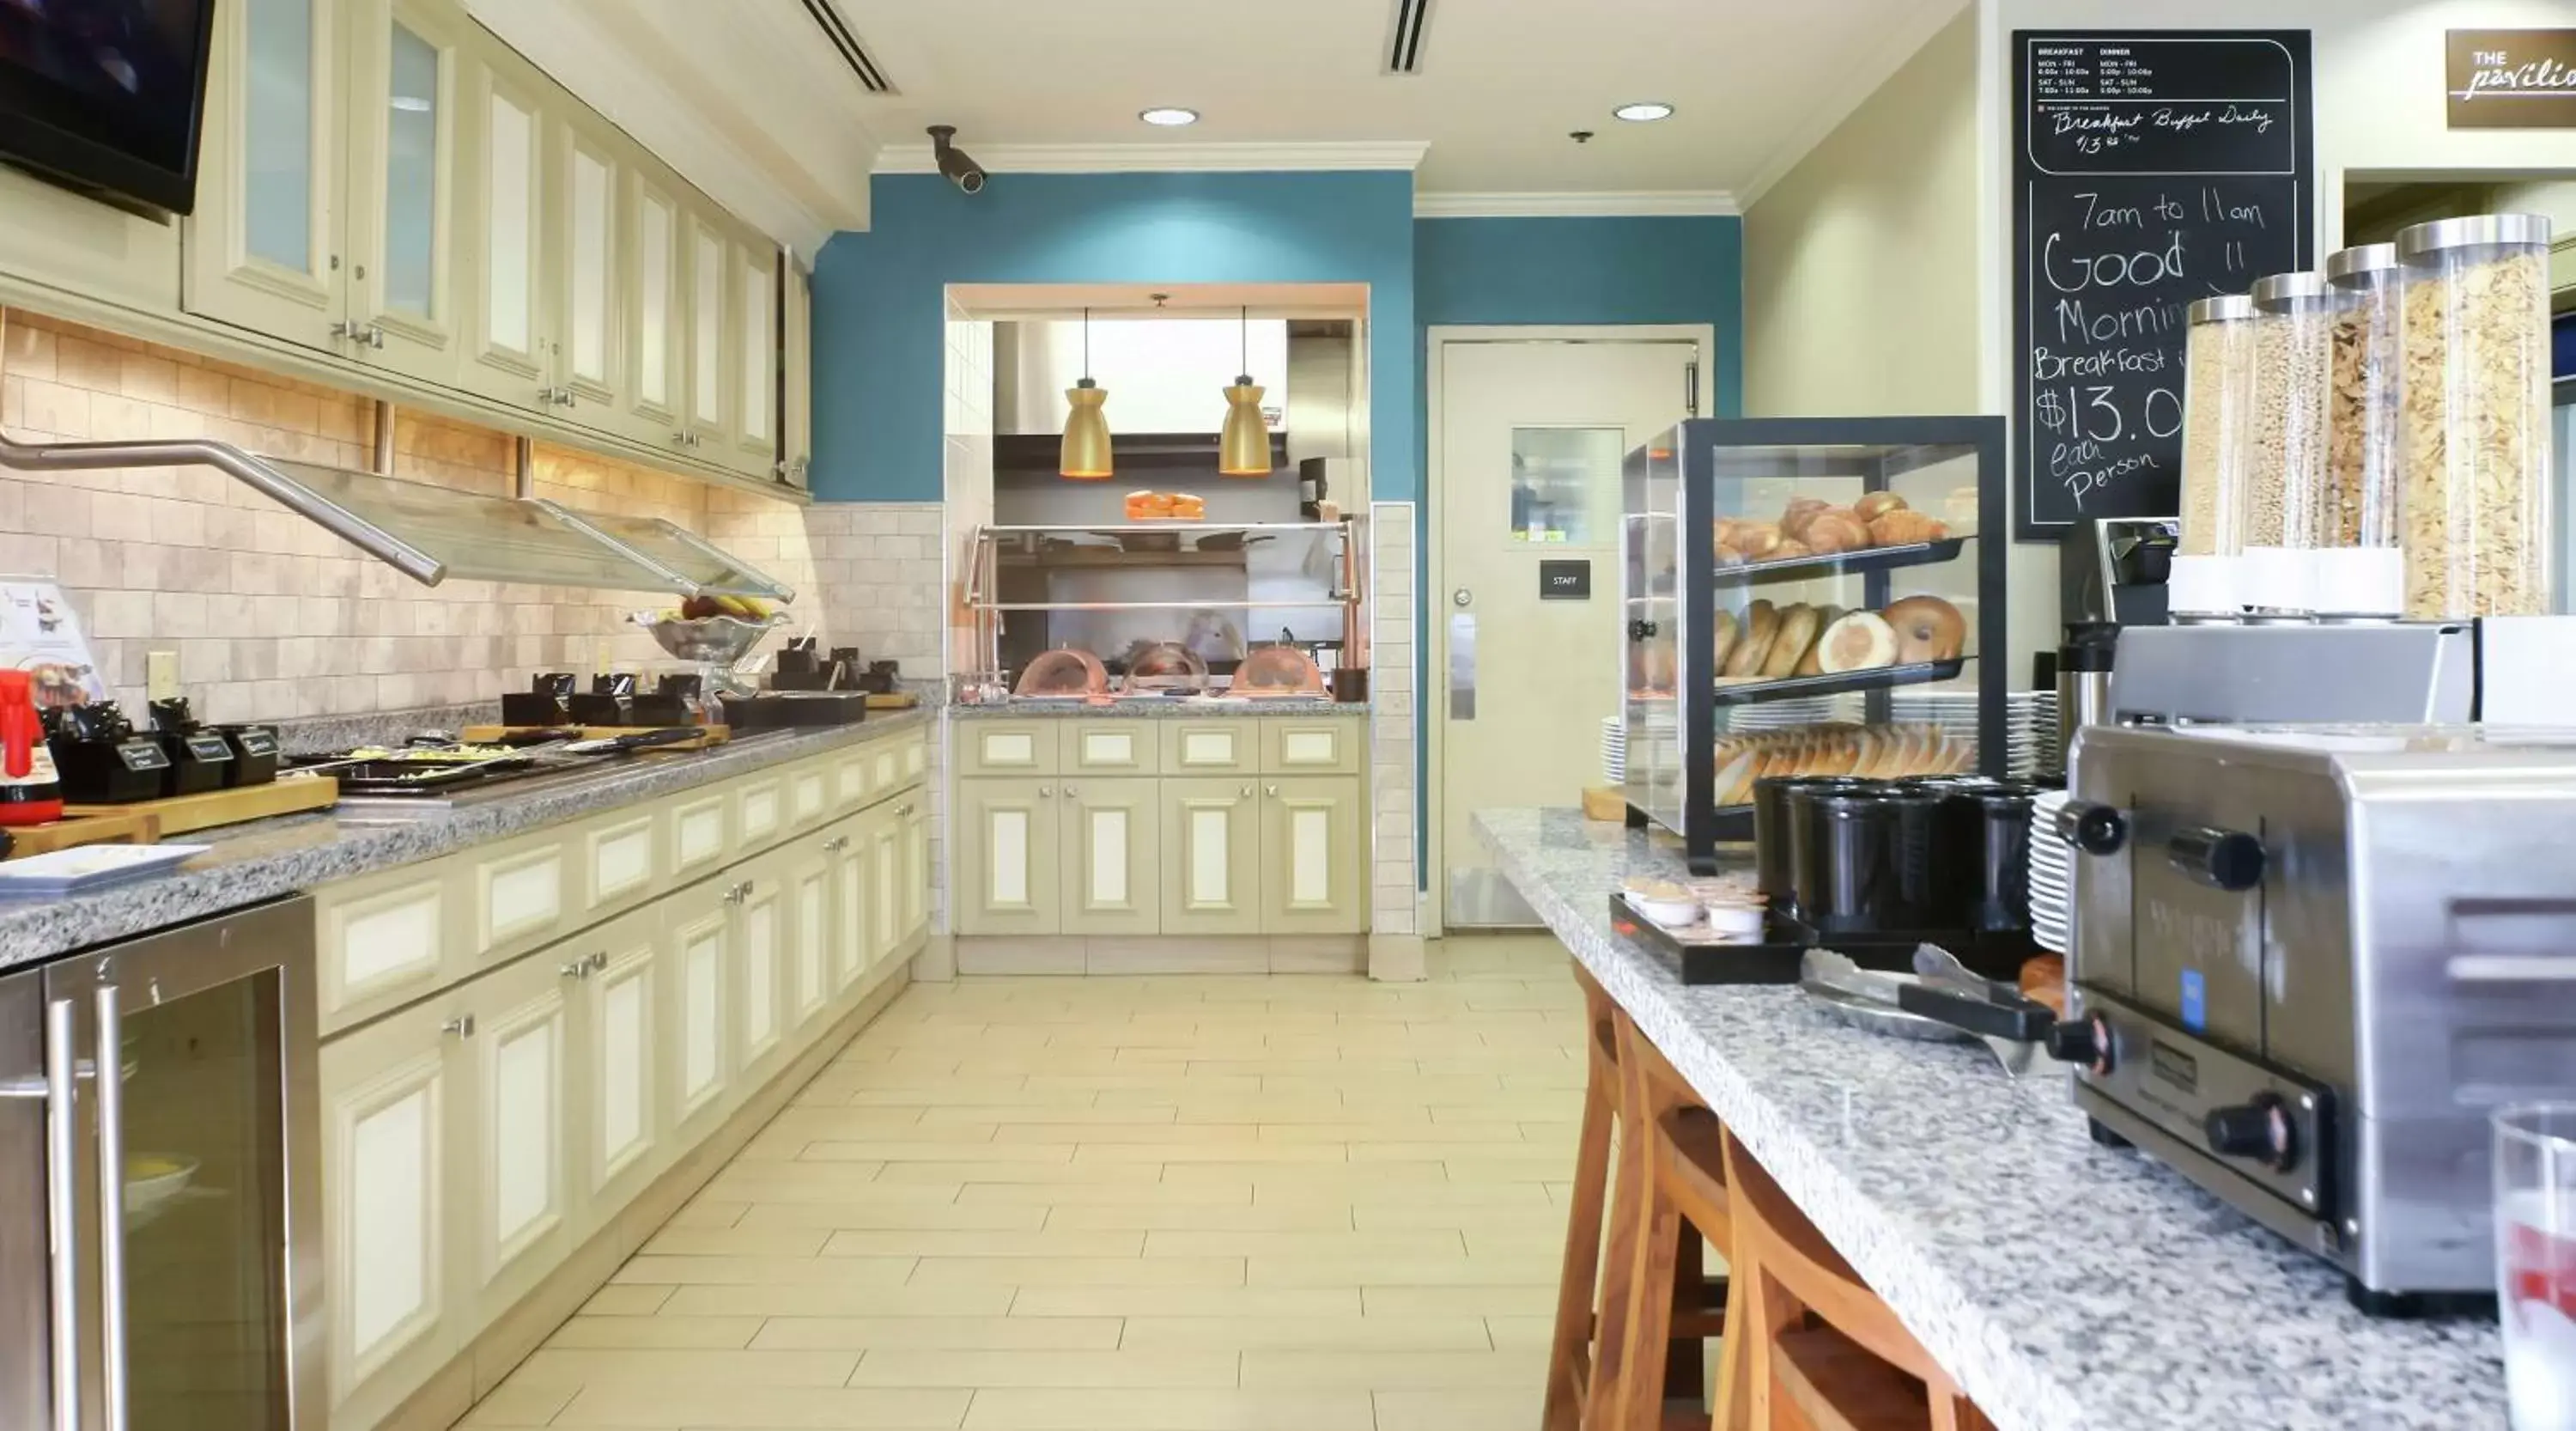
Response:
1781,498,1829,540
1854,490,1908,523
1722,600,1779,678
1730,522,1783,559
1802,508,1869,555
1816,612,1899,673
1868,509,1950,546
1794,606,1840,676
1710,609,1741,675
1762,604,1821,679
1883,595,1967,663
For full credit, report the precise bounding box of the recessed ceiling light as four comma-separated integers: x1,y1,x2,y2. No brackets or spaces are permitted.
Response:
1613,101,1674,123
1139,107,1200,127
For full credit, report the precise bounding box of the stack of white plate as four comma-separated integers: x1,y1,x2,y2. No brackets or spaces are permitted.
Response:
1722,695,1862,734
2011,691,2061,778
1601,716,1626,785
2028,789,2074,953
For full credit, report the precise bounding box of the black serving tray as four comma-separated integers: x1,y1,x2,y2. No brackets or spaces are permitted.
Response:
1609,892,2033,985
1710,657,1970,706
1710,535,1971,587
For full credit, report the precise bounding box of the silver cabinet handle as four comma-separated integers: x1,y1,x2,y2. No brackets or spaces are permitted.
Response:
898,802,917,816
442,1014,477,1038
560,952,606,978
362,322,386,349
823,836,850,852
723,880,753,904
671,432,689,447
1240,785,1253,797
1266,784,1279,797
1061,786,1076,801
1034,789,1052,801
43,997,78,1431
94,986,129,1431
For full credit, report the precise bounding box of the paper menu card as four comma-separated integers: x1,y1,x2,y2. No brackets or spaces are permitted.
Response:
0,581,109,708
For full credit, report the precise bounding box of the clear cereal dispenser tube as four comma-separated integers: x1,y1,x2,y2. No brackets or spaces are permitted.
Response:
2170,294,2257,618
2317,243,2404,617
2397,214,2555,621
2241,271,2334,613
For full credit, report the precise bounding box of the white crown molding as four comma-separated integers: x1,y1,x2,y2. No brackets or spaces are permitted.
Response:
1737,0,1972,210
461,0,867,253
1413,191,1740,218
874,140,1431,175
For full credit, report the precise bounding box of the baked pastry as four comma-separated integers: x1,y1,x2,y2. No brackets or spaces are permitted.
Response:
1815,611,1899,673
1802,508,1869,555
1762,604,1821,679
1882,595,1967,663
1854,491,1908,523
1781,498,1829,540
1768,538,1812,561
1710,609,1741,674
1722,600,1779,678
1728,521,1783,560
1868,509,1950,546
1793,606,1839,676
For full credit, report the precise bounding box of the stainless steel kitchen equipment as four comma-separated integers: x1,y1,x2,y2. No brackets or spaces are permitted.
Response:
2055,622,2117,771
2056,723,2576,1312
1,898,322,1429
2057,515,2177,627
2108,618,2576,729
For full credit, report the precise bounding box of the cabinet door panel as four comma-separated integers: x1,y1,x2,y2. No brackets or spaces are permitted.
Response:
954,779,1057,936
580,911,663,1223
320,1003,454,1413
1158,779,1262,936
781,256,812,487
347,0,465,384
787,847,832,1030
902,798,930,947
462,41,545,408
185,0,346,350
685,214,729,443
628,174,684,436
665,899,730,1140
1261,776,1367,935
834,818,873,984
737,240,778,466
557,116,621,410
459,959,571,1324
734,870,784,1088
1061,781,1157,935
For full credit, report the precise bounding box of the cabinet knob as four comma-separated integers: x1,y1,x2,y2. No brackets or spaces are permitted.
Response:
441,1014,476,1038
1241,785,1253,797
1061,786,1076,801
362,323,386,349
897,802,915,816
671,432,689,447
723,880,752,905
823,836,849,852
1266,784,1280,797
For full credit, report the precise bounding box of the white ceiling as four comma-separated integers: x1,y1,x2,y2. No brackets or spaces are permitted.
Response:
476,0,1969,251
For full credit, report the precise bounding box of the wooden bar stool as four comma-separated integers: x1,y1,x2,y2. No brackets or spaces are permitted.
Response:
1718,1128,1996,1431
1605,1016,1742,1431
1544,966,1726,1431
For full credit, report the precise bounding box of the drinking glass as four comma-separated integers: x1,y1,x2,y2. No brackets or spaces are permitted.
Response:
2496,1104,2576,1429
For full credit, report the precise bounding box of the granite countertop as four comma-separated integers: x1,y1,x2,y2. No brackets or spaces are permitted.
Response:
1473,807,2504,1431
949,697,1367,718
0,712,930,974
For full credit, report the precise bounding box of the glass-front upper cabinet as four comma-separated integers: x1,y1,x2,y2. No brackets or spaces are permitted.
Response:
735,239,779,469
683,212,732,448
185,0,348,351
345,0,465,385
552,112,623,417
781,256,813,489
624,170,686,445
461,27,549,411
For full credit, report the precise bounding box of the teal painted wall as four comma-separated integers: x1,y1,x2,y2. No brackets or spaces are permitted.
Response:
810,171,1417,503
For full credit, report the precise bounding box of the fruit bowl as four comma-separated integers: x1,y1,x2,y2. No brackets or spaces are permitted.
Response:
631,609,790,696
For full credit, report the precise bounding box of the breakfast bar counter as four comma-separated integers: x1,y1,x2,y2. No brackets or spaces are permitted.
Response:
1473,807,2503,1431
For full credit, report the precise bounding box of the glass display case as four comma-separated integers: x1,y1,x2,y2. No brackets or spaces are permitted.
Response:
1623,417,2008,872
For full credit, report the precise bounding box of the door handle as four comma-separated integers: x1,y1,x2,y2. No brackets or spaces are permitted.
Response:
94,986,130,1431
442,1014,477,1038
42,998,78,1431
1449,612,1477,721
1453,588,1472,607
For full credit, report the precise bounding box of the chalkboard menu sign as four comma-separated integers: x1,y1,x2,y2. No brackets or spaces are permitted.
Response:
2012,31,2313,540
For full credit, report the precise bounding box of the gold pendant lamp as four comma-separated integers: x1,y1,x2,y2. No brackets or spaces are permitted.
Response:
1060,307,1113,479
1218,305,1270,477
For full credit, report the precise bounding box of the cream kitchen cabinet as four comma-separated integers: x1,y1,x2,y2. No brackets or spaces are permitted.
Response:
728,853,791,1098
566,904,667,1227
1158,777,1264,937
781,254,814,488
319,996,459,1431
1258,776,1368,935
660,880,733,1148
169,0,788,484
1061,776,1160,935
449,943,576,1337
954,777,1060,937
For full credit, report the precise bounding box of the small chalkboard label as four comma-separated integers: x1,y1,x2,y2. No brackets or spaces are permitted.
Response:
2013,30,2315,539
1540,560,1591,600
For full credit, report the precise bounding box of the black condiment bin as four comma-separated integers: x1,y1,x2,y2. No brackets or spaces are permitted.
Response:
216,723,281,788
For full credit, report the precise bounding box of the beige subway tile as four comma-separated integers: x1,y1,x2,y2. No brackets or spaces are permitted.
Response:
906,1256,1242,1290
505,1347,859,1389
578,1284,674,1317
658,1283,1013,1318
819,1230,1143,1259
1116,1315,1489,1353
846,1349,1238,1390
542,1316,766,1349
609,1255,916,1287
749,1316,1122,1352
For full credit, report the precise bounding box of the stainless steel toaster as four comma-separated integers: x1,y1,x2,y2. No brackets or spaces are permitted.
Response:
2060,722,2576,1313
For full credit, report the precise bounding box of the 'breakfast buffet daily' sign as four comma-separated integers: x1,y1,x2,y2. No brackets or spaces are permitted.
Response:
2448,30,2576,128
2010,30,2316,539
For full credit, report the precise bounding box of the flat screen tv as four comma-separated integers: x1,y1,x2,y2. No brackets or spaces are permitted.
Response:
0,0,216,216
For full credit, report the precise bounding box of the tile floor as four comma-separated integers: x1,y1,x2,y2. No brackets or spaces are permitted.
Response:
459,935,1586,1431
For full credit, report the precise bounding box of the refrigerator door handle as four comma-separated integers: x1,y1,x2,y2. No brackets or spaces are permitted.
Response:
43,998,78,1431
94,985,128,1431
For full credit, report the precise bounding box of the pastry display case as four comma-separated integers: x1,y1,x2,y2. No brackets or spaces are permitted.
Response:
1623,417,2009,872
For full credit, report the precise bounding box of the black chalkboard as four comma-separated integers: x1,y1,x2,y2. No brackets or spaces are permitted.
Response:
2012,31,2313,540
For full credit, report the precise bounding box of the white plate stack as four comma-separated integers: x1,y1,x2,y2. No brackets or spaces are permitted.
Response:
1601,716,1626,785
2011,691,2061,778
1721,695,1862,734
2028,789,2074,954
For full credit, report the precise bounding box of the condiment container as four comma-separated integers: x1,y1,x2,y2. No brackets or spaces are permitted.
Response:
2318,243,2406,617
2396,214,2555,619
2172,295,2257,618
0,670,64,825
2241,271,2335,612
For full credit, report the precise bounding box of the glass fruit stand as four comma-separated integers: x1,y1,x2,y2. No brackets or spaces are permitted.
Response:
1623,417,2008,872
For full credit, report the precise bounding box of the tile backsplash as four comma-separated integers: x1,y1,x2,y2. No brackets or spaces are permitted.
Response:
0,306,824,723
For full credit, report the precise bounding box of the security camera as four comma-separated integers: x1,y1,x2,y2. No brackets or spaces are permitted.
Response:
927,125,987,194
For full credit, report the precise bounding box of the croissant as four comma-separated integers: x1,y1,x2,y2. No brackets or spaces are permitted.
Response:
1802,508,1870,554
1868,509,1949,546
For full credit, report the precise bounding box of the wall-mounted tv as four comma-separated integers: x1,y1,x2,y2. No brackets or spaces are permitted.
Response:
0,0,216,216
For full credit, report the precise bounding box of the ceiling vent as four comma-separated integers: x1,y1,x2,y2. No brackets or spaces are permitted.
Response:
1385,0,1434,74
803,0,895,94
